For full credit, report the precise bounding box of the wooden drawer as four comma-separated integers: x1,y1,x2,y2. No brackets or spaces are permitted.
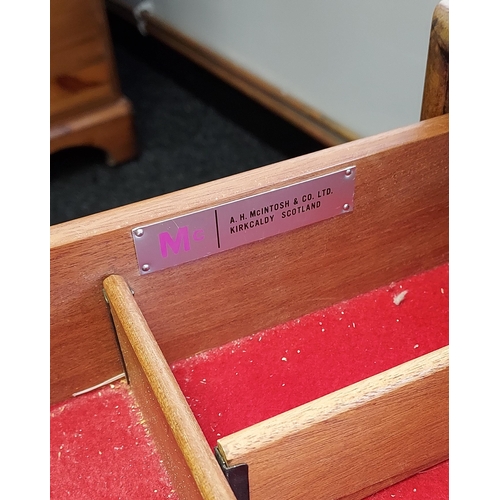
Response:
50,113,448,499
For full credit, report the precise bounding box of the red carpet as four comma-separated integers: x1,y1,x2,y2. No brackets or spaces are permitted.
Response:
51,263,448,499
50,381,181,499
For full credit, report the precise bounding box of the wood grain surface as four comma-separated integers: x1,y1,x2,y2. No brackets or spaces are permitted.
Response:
218,346,449,500
50,0,137,164
103,274,236,500
50,0,120,122
51,114,448,404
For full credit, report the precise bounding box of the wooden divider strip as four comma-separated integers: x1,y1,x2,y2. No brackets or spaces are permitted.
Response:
217,346,449,500
103,274,236,500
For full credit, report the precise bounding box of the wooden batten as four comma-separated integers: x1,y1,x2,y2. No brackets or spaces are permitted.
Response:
217,346,449,500
103,274,237,500
50,114,448,404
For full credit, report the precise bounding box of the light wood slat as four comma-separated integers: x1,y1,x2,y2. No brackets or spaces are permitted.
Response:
217,346,449,500
51,114,448,404
103,274,236,500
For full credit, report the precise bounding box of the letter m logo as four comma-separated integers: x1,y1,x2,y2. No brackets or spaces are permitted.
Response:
158,226,190,258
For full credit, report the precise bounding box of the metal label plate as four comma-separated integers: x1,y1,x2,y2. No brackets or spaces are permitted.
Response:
132,166,356,274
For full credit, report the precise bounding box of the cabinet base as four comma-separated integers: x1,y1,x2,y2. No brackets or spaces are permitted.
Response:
50,96,138,166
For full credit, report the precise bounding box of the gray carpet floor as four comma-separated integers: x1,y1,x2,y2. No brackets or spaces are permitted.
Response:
50,13,325,226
